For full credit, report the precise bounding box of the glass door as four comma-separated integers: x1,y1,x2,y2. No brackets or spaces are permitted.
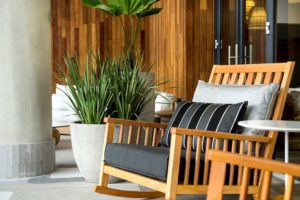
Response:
214,0,276,65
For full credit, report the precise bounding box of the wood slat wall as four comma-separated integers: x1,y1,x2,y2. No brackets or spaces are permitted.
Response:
185,0,214,99
51,0,127,92
51,0,214,99
144,0,187,98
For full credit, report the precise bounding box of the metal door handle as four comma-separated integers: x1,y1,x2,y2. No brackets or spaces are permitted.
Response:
244,45,247,63
244,45,253,64
228,44,238,65
266,22,270,35
249,44,253,64
214,40,219,50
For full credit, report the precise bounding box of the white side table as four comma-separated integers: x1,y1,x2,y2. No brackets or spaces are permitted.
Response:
238,120,300,185
52,122,71,145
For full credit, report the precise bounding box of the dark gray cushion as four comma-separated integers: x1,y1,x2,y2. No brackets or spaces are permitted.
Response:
104,143,254,184
105,144,169,181
104,143,206,182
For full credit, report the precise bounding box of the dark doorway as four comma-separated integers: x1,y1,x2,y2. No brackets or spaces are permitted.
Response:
214,0,276,65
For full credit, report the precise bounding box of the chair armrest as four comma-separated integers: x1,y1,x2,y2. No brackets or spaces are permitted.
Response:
104,118,167,146
171,127,272,144
104,118,167,129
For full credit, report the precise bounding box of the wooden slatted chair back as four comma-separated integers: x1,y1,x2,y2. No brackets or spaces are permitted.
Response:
207,150,300,200
208,62,295,158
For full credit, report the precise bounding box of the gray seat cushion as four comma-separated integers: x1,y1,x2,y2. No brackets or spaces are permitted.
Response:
104,143,205,182
192,81,279,135
105,144,169,181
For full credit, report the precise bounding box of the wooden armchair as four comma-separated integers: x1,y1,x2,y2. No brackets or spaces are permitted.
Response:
207,150,300,200
94,62,294,200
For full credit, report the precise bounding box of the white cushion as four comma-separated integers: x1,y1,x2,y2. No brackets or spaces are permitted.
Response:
52,94,72,111
52,84,76,123
52,110,78,123
55,84,69,96
192,81,279,135
53,84,74,112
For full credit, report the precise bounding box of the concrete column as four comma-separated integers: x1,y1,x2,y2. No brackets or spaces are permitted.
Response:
0,1,55,178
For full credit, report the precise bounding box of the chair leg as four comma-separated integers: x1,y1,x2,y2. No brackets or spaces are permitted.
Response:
253,194,259,200
165,177,178,200
165,184,177,200
164,133,182,200
99,172,109,187
93,171,110,194
253,191,263,200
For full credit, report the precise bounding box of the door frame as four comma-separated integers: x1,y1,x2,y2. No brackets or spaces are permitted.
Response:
237,0,245,64
266,0,277,62
214,0,277,64
214,0,222,64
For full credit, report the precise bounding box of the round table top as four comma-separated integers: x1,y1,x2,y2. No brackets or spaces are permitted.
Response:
238,120,300,132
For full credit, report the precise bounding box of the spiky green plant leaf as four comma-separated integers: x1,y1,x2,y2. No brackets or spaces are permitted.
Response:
108,53,164,120
57,52,113,124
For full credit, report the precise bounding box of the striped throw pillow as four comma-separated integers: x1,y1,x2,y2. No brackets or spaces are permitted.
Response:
160,101,248,151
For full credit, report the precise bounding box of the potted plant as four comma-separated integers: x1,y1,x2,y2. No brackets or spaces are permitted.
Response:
58,0,163,183
82,0,163,122
58,52,115,183
58,52,161,183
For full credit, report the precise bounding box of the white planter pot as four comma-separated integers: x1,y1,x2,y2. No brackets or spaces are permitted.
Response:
70,123,120,183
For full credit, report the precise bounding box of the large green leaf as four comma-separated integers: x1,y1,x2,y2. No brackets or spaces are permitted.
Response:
98,4,123,16
82,0,102,7
138,7,162,17
82,0,161,17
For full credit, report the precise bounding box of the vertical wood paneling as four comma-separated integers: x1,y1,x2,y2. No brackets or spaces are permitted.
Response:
185,0,214,99
51,0,214,99
144,0,187,98
51,0,126,92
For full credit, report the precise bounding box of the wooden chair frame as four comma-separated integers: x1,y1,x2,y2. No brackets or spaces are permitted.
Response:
207,150,300,200
94,62,294,200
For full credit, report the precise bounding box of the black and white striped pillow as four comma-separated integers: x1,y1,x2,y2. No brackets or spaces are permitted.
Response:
160,101,248,151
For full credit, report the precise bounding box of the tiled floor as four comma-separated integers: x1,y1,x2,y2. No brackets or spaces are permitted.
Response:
0,135,299,200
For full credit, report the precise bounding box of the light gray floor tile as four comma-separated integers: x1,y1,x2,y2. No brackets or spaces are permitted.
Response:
50,167,82,179
1,182,100,200
0,135,300,199
0,192,13,200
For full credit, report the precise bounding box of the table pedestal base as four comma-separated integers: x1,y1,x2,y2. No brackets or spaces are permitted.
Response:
284,131,289,186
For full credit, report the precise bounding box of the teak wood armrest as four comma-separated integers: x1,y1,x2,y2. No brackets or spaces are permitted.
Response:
104,117,167,146
207,150,300,200
104,117,167,129
207,150,300,175
171,128,272,143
